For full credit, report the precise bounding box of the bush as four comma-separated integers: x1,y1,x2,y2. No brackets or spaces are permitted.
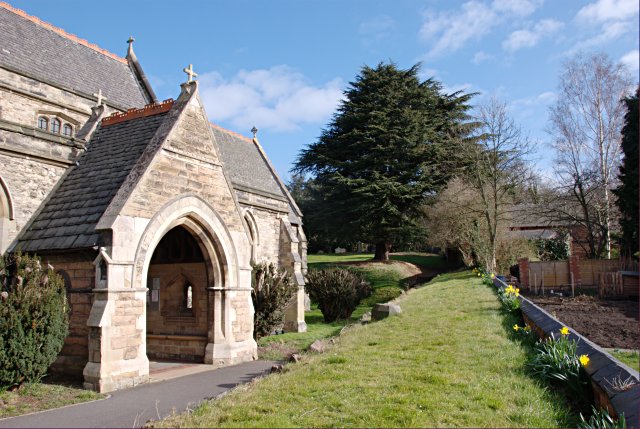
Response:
0,253,69,388
251,263,297,339
305,269,371,322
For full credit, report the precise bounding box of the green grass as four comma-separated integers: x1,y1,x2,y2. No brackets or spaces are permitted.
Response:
258,253,438,359
607,349,640,370
153,271,577,428
0,381,103,418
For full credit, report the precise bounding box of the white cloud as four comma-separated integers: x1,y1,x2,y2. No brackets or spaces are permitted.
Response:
576,0,639,23
492,0,543,16
568,21,631,52
199,66,343,132
512,91,557,107
620,49,639,73
472,50,494,63
419,0,543,58
502,19,564,51
359,15,396,48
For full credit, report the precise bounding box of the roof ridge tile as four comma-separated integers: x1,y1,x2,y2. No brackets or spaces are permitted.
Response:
102,98,174,127
0,1,127,65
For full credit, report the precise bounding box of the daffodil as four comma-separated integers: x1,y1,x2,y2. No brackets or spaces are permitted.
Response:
524,325,531,332
579,354,590,366
490,273,495,279
513,324,520,331
560,326,569,336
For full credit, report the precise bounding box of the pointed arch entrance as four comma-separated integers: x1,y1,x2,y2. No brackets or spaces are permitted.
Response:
146,225,209,362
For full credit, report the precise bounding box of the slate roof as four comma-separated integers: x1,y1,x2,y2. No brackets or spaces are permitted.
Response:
0,3,149,109
17,112,168,252
211,124,286,199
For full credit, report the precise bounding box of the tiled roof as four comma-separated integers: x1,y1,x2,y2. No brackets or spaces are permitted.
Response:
0,2,149,109
211,124,285,198
17,111,169,252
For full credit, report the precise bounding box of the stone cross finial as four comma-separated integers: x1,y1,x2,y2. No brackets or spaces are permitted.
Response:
183,64,198,83
127,36,135,46
93,89,107,106
251,126,258,139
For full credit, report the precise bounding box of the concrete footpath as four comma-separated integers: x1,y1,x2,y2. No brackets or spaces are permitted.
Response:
0,360,276,428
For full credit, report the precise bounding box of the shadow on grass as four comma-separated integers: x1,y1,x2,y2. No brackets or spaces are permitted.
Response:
482,281,582,427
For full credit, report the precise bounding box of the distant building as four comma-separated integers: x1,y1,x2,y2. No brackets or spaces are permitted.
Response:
0,2,306,392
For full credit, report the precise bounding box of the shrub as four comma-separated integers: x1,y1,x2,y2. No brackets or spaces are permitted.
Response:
362,286,402,307
251,263,297,339
0,253,69,388
306,269,371,322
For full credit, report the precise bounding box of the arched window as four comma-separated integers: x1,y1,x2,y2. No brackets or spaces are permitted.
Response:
51,118,61,134
37,116,48,131
184,284,193,310
62,124,73,137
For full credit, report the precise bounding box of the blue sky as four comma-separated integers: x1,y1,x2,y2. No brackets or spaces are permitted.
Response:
11,0,639,181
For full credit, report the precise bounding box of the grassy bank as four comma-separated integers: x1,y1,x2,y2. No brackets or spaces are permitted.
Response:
154,271,577,428
258,253,442,359
608,349,640,370
0,381,102,418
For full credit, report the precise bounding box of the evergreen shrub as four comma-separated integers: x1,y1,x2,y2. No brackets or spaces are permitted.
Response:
305,269,371,322
0,253,69,388
251,263,297,339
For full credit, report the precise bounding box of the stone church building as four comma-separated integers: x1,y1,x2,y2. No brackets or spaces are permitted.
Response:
0,2,307,392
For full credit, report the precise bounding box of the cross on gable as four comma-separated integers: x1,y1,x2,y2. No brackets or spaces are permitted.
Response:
251,126,258,139
93,89,107,106
183,64,198,83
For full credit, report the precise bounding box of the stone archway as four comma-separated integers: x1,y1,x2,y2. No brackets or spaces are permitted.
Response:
131,195,256,367
145,225,210,362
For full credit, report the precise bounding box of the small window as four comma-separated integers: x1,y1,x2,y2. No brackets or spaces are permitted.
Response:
184,284,193,310
62,124,73,137
51,118,61,134
37,116,48,131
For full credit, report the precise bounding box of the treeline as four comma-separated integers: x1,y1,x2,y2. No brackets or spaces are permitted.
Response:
288,52,638,273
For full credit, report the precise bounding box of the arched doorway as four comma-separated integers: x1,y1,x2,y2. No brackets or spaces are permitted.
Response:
145,225,210,362
0,176,14,254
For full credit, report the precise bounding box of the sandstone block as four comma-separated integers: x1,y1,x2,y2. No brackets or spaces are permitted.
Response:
372,303,402,321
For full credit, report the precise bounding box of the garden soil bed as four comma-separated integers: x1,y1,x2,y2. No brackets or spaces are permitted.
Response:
527,294,639,350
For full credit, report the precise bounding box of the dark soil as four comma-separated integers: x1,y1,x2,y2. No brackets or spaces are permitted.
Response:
527,294,639,349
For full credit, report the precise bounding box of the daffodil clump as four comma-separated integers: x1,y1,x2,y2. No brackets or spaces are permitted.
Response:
528,326,591,409
497,284,521,313
513,323,536,344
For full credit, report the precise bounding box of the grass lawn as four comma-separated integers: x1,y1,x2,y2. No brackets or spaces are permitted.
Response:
0,380,103,418
608,349,640,370
258,253,443,359
153,270,577,428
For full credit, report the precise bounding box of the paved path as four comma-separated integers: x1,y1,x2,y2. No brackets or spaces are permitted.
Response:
0,360,276,428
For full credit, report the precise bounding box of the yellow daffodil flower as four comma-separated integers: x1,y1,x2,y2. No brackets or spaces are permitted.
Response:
513,324,520,331
579,354,590,366
560,326,569,336
490,273,495,279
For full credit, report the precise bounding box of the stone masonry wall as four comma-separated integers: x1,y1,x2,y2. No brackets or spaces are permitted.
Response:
0,151,67,251
43,251,96,376
146,262,208,361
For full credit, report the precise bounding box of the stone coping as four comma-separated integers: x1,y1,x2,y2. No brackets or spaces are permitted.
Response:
493,277,639,428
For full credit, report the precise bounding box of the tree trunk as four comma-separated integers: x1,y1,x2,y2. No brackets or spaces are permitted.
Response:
374,241,392,261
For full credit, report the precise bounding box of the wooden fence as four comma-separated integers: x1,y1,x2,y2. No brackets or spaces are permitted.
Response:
525,258,638,297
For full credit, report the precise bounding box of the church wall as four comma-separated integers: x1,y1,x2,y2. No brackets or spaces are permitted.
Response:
235,189,288,265
146,262,208,362
0,151,67,252
42,251,97,376
0,67,121,126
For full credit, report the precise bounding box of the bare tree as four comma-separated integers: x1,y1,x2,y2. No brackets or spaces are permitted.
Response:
548,52,634,258
461,96,533,271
